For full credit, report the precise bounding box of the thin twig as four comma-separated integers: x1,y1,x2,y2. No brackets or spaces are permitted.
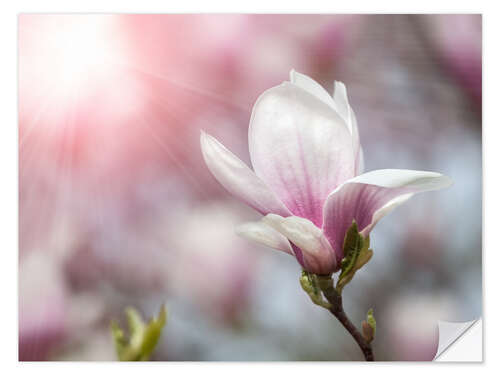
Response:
316,275,374,361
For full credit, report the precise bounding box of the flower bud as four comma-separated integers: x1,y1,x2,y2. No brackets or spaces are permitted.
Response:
362,320,374,343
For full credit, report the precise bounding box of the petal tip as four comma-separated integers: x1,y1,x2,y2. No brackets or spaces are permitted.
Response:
333,80,348,96
437,174,454,189
199,129,210,143
200,130,215,155
409,171,454,191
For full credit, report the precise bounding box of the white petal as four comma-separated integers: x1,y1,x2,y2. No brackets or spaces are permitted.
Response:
263,214,338,274
235,220,293,255
333,81,362,164
350,106,362,169
249,82,355,226
356,147,365,175
344,169,453,190
332,81,351,132
200,131,291,216
289,69,339,112
263,214,323,255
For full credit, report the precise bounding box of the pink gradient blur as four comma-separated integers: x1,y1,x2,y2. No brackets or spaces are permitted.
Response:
19,14,481,361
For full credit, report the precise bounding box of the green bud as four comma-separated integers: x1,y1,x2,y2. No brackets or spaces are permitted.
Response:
362,320,374,343
366,308,376,336
299,270,332,309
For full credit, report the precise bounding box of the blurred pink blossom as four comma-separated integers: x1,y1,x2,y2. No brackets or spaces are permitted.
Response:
19,252,67,360
18,217,107,360
163,202,262,323
423,15,482,107
385,293,458,361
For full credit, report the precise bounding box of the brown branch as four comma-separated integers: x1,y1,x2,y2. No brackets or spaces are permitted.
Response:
316,275,374,361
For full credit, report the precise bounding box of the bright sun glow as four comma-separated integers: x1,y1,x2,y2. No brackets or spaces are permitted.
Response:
23,15,124,88
19,15,144,131
53,18,119,83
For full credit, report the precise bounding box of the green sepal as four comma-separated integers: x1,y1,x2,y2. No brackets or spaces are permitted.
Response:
336,221,373,293
339,221,364,278
299,270,332,309
111,305,167,361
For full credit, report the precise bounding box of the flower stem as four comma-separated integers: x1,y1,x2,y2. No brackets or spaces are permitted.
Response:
316,275,374,361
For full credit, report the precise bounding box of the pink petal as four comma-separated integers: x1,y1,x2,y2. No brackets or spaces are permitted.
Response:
249,81,355,227
322,169,453,262
200,131,291,216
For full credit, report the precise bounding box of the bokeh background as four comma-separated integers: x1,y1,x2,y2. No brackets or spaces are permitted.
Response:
18,14,482,361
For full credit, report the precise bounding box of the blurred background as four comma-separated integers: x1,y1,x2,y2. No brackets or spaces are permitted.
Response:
18,14,482,361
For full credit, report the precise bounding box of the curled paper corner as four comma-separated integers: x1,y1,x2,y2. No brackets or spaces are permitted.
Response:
434,318,482,362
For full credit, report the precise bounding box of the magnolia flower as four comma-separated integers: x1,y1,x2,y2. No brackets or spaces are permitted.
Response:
200,70,452,275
